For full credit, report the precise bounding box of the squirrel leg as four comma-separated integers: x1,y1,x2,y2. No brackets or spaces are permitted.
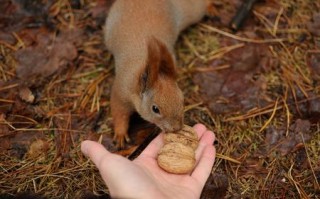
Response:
111,90,132,149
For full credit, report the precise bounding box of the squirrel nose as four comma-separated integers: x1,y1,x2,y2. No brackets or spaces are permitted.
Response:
171,120,183,132
162,121,182,132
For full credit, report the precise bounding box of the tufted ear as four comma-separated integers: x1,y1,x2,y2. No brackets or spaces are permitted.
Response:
140,38,177,93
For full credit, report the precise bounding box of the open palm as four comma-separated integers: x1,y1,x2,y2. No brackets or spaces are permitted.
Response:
81,124,216,199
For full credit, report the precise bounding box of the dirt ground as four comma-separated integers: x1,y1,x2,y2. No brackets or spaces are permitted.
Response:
0,0,319,198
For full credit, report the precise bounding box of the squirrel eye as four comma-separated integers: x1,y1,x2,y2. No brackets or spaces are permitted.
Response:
152,105,160,114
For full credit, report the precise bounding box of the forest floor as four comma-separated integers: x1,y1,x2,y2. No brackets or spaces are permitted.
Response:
0,0,319,198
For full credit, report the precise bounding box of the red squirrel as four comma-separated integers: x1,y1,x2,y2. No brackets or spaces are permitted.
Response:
104,0,208,148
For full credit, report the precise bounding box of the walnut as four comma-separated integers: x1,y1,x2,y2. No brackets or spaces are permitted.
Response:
157,125,199,174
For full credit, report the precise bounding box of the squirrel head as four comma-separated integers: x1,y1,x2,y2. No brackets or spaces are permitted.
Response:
137,37,184,132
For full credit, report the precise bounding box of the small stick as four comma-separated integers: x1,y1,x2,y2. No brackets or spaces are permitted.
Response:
230,0,258,31
128,127,161,160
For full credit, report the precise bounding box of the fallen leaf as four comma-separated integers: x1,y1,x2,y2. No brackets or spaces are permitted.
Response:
265,126,283,147
238,157,268,176
15,28,81,83
308,96,320,121
295,148,308,170
307,13,320,37
0,0,53,32
263,119,312,156
89,0,115,27
0,31,16,45
193,43,271,114
207,0,242,27
0,82,15,111
201,173,229,199
19,86,35,103
0,114,11,138
306,52,320,81
2,131,45,159
27,139,49,158
290,119,311,133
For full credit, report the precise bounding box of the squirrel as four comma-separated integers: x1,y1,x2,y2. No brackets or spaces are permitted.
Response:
104,0,208,148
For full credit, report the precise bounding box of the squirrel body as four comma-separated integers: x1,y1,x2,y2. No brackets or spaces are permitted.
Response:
105,0,208,147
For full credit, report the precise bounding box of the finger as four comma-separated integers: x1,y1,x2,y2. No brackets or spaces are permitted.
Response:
81,140,111,170
81,140,141,195
139,133,164,158
191,144,216,187
192,130,215,182
193,123,207,139
194,130,215,163
199,128,215,146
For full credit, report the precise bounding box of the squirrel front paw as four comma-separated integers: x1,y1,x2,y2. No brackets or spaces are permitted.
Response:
113,132,131,149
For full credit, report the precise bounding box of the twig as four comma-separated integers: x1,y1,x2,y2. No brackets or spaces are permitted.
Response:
230,0,258,31
200,24,286,43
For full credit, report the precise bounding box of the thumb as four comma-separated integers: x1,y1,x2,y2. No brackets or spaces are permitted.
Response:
81,140,111,170
81,140,132,179
81,140,137,197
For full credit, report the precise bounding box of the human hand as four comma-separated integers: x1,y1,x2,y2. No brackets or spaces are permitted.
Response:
81,124,216,199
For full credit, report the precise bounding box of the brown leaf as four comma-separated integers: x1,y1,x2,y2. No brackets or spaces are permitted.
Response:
0,114,11,137
207,0,242,27
307,13,320,37
2,131,45,159
89,0,115,26
0,114,11,139
15,28,81,83
6,100,40,129
239,157,268,176
263,119,312,156
19,86,35,103
295,148,309,170
0,31,16,45
0,0,53,32
27,139,49,158
265,126,283,147
193,44,271,114
306,53,320,81
290,119,311,133
89,0,114,18
201,173,229,199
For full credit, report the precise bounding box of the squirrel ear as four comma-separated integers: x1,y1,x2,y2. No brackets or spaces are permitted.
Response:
140,38,160,93
156,39,177,79
140,38,177,93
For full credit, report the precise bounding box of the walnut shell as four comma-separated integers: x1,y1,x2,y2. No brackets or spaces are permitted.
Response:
157,142,196,174
157,125,199,174
164,124,199,150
